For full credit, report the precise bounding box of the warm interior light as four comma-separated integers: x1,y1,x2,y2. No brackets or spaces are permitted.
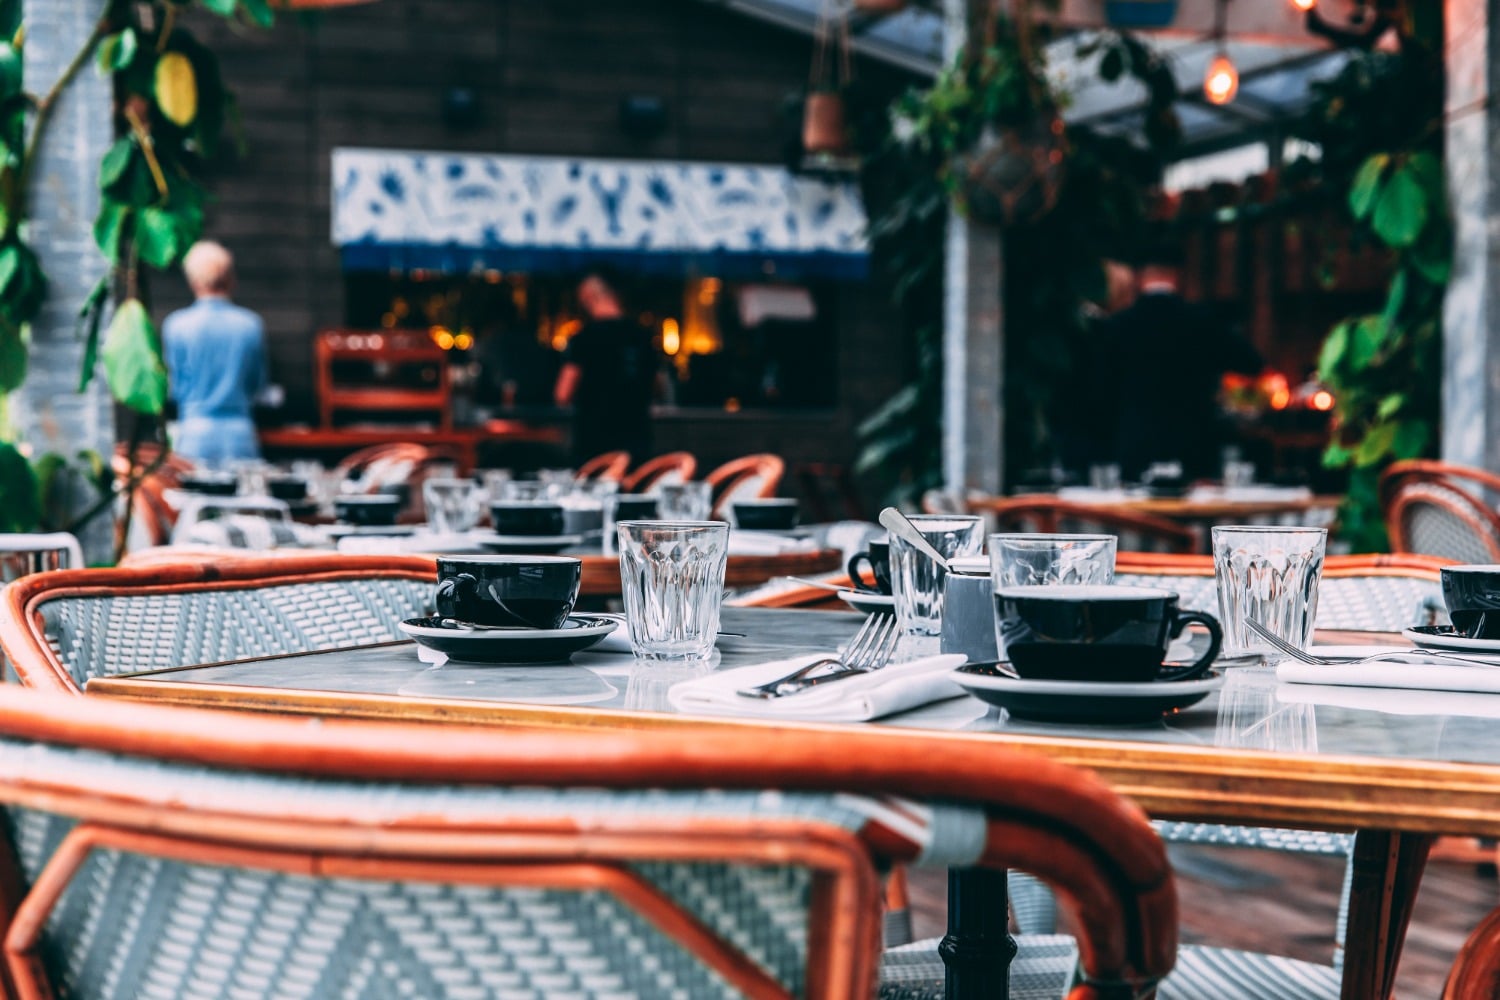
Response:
1204,52,1239,105
431,326,455,350
662,318,681,355
1269,388,1292,410
453,331,474,351
1290,0,1316,10
1310,390,1335,411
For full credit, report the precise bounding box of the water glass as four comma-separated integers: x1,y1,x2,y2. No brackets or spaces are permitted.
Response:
477,468,513,501
617,520,729,663
656,481,712,521
603,494,660,556
423,477,482,534
500,480,564,502
890,515,985,637
989,533,1116,588
1212,525,1327,657
1088,464,1122,491
1223,460,1257,490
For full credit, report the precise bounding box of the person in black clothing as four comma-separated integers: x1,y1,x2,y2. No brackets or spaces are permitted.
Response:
553,270,660,464
1099,247,1263,481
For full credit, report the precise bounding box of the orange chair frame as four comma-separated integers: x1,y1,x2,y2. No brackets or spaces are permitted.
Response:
1380,465,1500,560
705,454,786,518
0,683,1178,1000
622,452,698,494
576,450,631,482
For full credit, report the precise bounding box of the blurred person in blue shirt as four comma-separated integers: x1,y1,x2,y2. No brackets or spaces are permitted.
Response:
163,241,267,465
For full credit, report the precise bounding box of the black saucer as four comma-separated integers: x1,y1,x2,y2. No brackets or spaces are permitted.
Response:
399,615,616,664
952,663,1224,725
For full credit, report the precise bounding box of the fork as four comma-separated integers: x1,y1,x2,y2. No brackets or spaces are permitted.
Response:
1245,618,1488,666
738,614,898,699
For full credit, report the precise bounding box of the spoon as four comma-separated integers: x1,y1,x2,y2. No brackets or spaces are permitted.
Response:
879,506,950,572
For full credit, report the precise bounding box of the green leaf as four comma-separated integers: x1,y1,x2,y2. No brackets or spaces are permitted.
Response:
98,136,135,191
1354,422,1397,466
0,241,18,296
0,320,24,393
1349,316,1384,369
1393,419,1430,460
1317,321,1350,381
92,200,130,262
1380,269,1407,333
1372,167,1428,248
0,442,41,533
1377,393,1406,420
1348,154,1389,220
96,28,138,74
101,298,167,414
75,275,110,393
1322,442,1353,468
135,205,185,269
239,0,276,28
200,0,238,14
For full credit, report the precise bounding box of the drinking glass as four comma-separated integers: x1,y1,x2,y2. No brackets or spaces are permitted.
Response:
603,494,661,555
617,520,729,663
1088,464,1122,491
500,480,563,502
477,468,513,501
1223,461,1257,490
656,482,712,521
988,533,1116,589
1212,525,1327,657
890,515,984,637
423,477,482,534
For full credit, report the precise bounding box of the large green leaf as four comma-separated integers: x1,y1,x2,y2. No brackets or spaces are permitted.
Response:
135,205,186,269
239,0,276,29
96,28,138,74
1372,167,1428,248
200,0,238,16
93,200,130,262
1393,419,1430,460
1354,421,1397,466
1379,269,1407,334
98,136,136,192
0,320,24,393
101,298,167,414
0,241,18,296
1317,320,1350,381
1348,154,1388,220
75,276,110,393
0,442,41,533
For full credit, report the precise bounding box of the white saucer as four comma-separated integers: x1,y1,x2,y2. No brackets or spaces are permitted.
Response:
1403,626,1500,654
837,590,895,614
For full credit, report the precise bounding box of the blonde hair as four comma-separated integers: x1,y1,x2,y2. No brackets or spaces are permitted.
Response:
183,241,235,296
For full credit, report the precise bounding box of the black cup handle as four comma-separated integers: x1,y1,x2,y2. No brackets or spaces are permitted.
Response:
846,553,881,594
1161,610,1223,682
434,572,478,618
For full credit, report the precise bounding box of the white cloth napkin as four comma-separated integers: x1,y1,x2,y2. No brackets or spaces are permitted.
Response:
668,652,966,722
1277,658,1500,693
1186,485,1314,503
1276,682,1500,720
727,531,816,556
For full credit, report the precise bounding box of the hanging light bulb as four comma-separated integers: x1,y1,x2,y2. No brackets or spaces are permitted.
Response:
1204,51,1239,105
1290,0,1316,10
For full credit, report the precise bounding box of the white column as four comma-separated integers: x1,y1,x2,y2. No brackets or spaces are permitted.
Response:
941,0,1004,496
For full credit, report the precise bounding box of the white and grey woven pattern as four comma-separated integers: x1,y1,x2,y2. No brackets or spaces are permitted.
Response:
1153,823,1351,857
1114,573,1443,631
175,514,306,551
1398,483,1500,562
879,935,1342,1000
39,577,434,686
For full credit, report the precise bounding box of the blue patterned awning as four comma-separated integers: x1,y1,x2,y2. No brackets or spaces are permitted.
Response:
332,148,869,280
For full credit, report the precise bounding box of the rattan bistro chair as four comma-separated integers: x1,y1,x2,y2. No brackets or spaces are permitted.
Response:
622,451,698,494
0,554,438,694
0,685,1177,1000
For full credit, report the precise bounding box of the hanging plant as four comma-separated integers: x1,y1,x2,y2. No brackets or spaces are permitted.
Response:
802,1,854,159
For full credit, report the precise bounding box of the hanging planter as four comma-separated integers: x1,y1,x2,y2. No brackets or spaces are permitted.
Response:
802,91,849,155
957,116,1068,227
801,0,855,161
1104,0,1179,29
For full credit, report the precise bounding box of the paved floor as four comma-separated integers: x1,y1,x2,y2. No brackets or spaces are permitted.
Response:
908,844,1499,996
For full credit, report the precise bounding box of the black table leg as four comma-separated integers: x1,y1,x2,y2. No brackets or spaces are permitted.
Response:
940,867,1017,1000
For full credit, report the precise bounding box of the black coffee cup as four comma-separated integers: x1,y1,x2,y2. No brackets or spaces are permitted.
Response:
434,555,582,629
490,502,566,537
610,495,660,522
847,538,891,595
996,585,1222,683
733,499,799,531
1441,565,1500,639
334,494,401,526
180,474,238,496
267,476,308,502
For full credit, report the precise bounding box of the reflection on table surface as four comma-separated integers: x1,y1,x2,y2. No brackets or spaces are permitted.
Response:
88,607,1500,771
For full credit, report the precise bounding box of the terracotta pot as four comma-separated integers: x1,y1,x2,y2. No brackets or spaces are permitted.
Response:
957,118,1068,227
802,91,849,155
853,0,908,11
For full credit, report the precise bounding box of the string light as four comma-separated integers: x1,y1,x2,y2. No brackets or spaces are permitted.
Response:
1204,52,1239,105
1290,0,1316,10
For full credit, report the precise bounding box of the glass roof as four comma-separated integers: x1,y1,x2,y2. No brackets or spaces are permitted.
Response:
704,0,1348,162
